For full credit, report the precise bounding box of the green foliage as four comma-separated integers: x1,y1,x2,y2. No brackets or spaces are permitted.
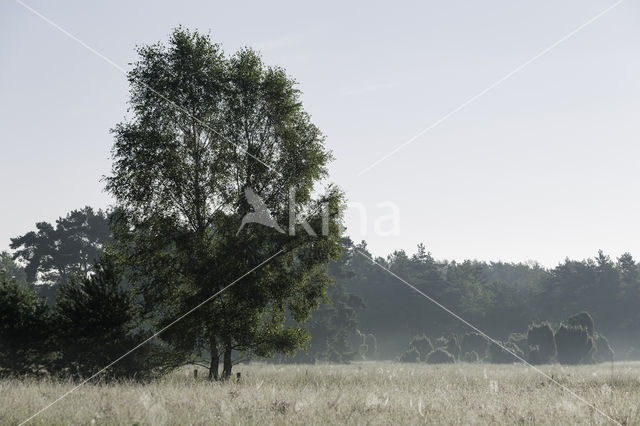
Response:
106,27,344,378
0,270,51,377
527,323,556,364
555,324,594,365
399,348,420,363
0,251,28,286
461,333,488,360
426,348,455,364
489,341,524,364
53,255,164,379
409,334,433,361
10,207,111,285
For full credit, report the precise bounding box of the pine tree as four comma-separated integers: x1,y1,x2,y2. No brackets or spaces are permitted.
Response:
0,270,51,377
52,254,163,379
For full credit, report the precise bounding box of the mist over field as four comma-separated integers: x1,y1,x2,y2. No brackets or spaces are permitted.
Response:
2,1,640,424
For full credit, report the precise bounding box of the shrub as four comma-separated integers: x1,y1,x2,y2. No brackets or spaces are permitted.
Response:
463,351,479,363
399,348,420,363
555,324,594,365
593,334,614,362
409,334,433,361
461,333,488,360
489,341,525,364
0,271,51,377
426,348,455,364
446,334,461,360
527,323,556,363
567,312,594,336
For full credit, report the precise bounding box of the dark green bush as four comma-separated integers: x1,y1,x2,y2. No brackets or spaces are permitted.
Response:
426,348,455,364
527,323,556,363
461,333,488,360
555,324,594,365
409,334,433,361
0,271,51,377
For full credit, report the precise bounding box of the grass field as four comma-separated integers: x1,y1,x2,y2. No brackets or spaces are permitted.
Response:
2,361,639,425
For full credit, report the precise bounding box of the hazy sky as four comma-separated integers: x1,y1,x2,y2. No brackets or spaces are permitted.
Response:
2,0,639,266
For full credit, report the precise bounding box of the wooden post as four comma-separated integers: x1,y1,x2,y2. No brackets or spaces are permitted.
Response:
194,368,198,379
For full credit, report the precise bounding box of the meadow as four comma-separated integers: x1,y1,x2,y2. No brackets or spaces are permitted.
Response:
2,361,639,425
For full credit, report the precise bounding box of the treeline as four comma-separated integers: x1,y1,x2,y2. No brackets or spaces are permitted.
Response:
3,206,640,378
288,239,640,362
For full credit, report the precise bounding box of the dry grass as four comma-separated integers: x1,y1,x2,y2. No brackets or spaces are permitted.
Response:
2,361,640,425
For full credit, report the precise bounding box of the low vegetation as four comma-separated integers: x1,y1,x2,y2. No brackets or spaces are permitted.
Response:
397,311,615,367
2,362,638,425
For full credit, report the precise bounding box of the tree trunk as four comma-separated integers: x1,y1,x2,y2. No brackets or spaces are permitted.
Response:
222,339,232,380
208,336,219,381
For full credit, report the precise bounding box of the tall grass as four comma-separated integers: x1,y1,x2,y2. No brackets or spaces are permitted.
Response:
2,361,639,425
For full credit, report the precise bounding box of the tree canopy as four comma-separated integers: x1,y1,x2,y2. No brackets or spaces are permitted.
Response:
10,206,111,285
106,27,343,379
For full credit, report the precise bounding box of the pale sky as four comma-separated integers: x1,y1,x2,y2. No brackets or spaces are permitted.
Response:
1,0,639,267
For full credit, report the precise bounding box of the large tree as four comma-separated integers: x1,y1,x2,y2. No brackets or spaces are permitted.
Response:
106,28,343,379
